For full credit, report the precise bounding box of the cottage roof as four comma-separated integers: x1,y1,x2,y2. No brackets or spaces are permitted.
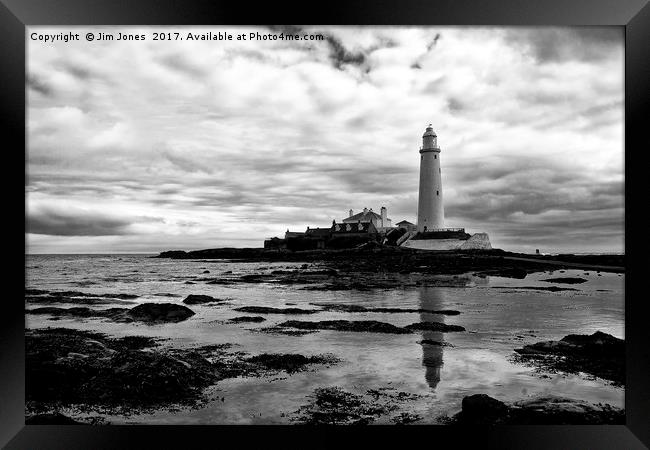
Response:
343,210,382,222
305,227,331,237
396,220,415,225
331,222,377,233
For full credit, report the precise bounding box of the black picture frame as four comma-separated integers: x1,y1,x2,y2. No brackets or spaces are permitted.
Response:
2,0,648,448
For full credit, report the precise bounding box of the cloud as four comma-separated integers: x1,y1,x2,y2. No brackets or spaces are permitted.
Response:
27,205,134,236
27,74,53,96
505,27,622,63
426,33,441,51
157,52,207,78
26,26,624,253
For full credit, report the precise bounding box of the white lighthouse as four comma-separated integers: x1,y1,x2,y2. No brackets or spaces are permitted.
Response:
417,124,444,232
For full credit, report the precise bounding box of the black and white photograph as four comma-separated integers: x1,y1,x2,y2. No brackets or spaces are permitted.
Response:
24,25,626,426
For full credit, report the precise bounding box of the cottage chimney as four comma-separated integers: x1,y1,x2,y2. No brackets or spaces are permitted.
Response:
363,207,368,214
349,209,353,217
380,206,387,227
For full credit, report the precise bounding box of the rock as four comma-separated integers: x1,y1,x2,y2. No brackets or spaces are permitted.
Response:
291,387,388,425
156,250,188,258
101,293,140,299
257,327,318,336
491,285,578,292
514,331,624,385
25,328,340,416
25,328,216,408
311,303,461,315
156,248,622,278
234,306,319,314
277,320,412,334
25,290,138,305
391,412,422,424
476,268,528,279
560,330,623,349
238,274,273,283
29,303,197,325
460,394,510,424
182,294,222,305
510,396,624,424
205,279,234,285
452,394,624,425
127,303,195,323
229,316,266,323
26,306,130,320
202,270,210,274
245,353,337,374
404,322,465,332
540,277,588,284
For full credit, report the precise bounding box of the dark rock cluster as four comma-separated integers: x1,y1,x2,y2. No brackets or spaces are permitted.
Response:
451,393,624,425
514,331,625,385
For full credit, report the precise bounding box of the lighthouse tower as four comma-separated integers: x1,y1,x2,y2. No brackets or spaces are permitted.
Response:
417,124,444,232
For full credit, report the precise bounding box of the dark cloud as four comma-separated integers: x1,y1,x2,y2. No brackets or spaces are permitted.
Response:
323,34,366,69
268,25,304,35
442,154,623,226
367,36,399,52
27,207,133,236
426,33,441,51
270,25,370,71
27,75,52,96
447,97,465,113
60,62,93,80
421,75,445,94
532,100,622,130
157,53,207,78
411,33,441,70
162,149,213,174
346,115,369,128
506,27,622,64
449,178,623,222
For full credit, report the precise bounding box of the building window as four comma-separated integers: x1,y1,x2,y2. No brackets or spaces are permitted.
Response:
436,190,439,195
434,154,437,159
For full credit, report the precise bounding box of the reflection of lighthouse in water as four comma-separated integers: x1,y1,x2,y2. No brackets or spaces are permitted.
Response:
418,285,446,389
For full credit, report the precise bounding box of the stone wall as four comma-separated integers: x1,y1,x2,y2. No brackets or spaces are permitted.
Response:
459,233,492,250
401,233,491,250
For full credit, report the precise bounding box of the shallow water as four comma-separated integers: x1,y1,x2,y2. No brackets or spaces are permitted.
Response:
25,254,625,424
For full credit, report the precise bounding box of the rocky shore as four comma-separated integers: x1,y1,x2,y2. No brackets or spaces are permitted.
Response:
513,331,625,386
25,320,624,425
24,250,624,425
448,393,624,425
25,327,339,420
157,247,624,275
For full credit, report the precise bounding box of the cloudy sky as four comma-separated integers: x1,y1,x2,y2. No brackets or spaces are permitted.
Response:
26,26,624,254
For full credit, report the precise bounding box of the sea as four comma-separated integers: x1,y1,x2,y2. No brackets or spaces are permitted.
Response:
25,254,625,424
